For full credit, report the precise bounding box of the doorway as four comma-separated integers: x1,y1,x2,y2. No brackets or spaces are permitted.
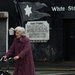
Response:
63,19,75,61
0,12,8,57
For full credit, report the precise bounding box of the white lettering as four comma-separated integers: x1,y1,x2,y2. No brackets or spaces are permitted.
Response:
68,6,75,11
51,6,65,11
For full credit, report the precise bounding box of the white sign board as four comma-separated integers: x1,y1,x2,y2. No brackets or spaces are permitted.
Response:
25,21,49,41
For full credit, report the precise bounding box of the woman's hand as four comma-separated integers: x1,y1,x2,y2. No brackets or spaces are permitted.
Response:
3,56,7,59
14,56,20,60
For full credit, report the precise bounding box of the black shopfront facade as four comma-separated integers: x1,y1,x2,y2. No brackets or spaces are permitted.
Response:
0,0,75,68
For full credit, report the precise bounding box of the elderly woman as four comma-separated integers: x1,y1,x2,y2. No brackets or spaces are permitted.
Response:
3,26,36,75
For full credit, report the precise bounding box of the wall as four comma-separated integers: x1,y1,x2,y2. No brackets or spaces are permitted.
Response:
0,0,75,62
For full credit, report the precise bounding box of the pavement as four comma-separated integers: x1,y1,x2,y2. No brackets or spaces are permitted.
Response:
2,61,75,75
7,70,75,75
1,66,75,75
2,67,75,75
36,71,75,75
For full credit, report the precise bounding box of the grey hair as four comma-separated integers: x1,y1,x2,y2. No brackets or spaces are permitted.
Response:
15,26,25,36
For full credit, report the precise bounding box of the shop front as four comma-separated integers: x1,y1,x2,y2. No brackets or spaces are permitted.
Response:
1,0,75,68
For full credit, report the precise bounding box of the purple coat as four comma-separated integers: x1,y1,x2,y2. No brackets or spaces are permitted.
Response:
5,36,36,75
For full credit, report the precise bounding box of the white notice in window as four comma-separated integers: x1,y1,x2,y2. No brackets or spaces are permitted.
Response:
25,21,50,41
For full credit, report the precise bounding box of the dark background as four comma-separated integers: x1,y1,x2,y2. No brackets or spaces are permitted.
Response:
0,0,75,63
0,19,6,57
